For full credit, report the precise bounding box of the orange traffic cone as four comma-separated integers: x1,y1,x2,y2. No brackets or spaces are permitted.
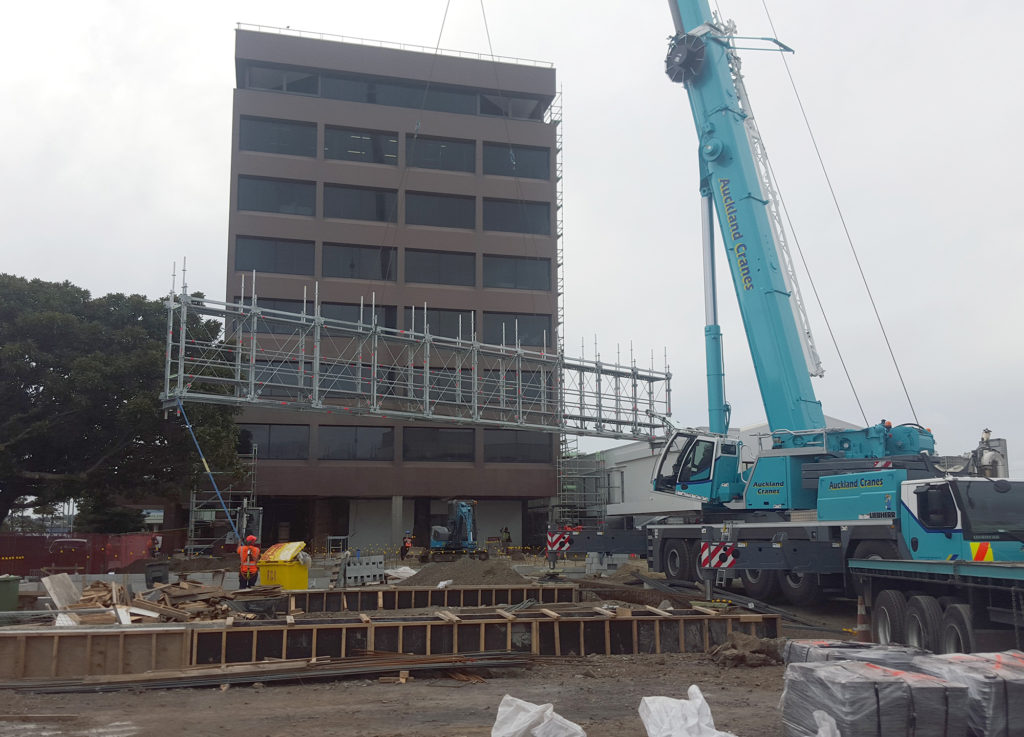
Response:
855,596,872,643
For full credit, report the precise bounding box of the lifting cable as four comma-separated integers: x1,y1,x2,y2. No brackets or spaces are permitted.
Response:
478,0,550,347
759,0,919,424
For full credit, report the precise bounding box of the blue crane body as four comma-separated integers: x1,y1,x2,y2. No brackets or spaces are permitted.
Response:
647,0,1024,608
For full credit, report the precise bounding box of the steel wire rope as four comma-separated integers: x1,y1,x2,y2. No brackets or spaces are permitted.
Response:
758,0,919,424
478,0,552,353
478,0,559,432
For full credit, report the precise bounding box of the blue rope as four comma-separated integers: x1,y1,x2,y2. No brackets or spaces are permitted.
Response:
177,399,241,540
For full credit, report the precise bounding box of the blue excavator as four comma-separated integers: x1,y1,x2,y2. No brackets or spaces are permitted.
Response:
420,499,489,562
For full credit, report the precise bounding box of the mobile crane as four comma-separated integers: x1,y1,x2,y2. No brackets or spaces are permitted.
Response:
646,0,1024,623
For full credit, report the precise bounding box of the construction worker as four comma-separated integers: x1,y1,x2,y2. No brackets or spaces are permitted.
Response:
237,534,261,589
400,531,413,561
500,526,511,555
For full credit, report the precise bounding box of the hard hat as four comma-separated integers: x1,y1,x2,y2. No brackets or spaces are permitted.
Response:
246,535,257,542
405,530,411,535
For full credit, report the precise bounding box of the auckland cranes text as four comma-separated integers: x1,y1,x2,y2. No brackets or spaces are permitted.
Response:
719,178,754,291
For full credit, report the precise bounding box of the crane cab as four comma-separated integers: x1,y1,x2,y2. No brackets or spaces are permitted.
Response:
652,430,742,504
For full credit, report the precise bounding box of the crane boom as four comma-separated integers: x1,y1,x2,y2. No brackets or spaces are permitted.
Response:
667,0,824,434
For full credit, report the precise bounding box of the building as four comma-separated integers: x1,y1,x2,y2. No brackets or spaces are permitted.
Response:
226,27,560,552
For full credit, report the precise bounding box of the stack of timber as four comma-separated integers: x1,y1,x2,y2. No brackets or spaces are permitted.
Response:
132,582,289,623
31,574,293,626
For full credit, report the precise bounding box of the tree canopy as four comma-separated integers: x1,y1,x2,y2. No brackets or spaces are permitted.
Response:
0,274,240,529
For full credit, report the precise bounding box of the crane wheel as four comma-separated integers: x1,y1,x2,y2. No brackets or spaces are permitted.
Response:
905,595,944,652
663,541,691,581
778,570,824,606
940,604,976,653
871,589,908,645
741,568,781,602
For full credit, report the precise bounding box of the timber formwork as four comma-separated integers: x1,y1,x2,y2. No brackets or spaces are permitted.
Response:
289,583,578,612
0,608,778,681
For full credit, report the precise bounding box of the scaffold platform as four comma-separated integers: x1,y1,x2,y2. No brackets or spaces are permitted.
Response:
161,291,672,441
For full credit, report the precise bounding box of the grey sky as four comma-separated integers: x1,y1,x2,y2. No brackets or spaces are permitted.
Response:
3,1,1021,474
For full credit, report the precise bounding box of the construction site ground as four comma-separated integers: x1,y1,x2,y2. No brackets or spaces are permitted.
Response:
0,559,856,737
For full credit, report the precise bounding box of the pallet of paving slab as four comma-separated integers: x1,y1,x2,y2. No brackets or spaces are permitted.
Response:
289,582,578,614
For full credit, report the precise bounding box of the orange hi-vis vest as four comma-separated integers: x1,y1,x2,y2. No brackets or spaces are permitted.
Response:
238,544,260,574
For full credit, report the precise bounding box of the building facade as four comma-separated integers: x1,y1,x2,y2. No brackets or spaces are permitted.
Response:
226,28,560,552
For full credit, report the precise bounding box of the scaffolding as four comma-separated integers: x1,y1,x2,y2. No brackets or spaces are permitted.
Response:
161,290,671,441
186,450,260,555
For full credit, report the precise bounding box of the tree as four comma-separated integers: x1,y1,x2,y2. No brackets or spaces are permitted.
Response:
0,274,241,529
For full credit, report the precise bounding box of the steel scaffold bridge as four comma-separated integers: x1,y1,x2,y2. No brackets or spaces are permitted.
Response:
161,291,672,440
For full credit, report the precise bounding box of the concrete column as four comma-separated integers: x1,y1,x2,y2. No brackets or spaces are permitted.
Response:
391,495,404,550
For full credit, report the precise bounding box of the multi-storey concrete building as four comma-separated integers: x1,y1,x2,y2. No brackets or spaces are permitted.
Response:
226,27,559,552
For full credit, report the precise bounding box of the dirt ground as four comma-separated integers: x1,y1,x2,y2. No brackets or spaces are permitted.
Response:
0,560,856,737
0,654,788,737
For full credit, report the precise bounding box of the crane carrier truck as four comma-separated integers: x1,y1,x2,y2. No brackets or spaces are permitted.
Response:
646,0,1024,651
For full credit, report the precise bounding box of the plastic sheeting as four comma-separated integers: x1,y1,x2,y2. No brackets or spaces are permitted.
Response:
784,640,926,669
491,695,586,737
911,653,1024,737
638,685,737,737
781,660,968,737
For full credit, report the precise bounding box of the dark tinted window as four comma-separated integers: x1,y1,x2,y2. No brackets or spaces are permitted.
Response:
237,424,309,459
403,427,475,462
324,126,397,165
482,312,551,346
250,361,307,398
405,249,474,286
322,74,476,115
483,255,550,290
323,244,396,281
406,192,475,229
406,136,475,173
482,199,550,235
480,93,547,120
248,66,319,95
235,236,314,276
240,298,311,334
480,370,552,405
238,176,315,216
411,367,472,404
483,143,550,179
321,302,397,329
319,426,394,461
324,184,397,222
484,429,553,462
239,117,316,157
404,307,474,340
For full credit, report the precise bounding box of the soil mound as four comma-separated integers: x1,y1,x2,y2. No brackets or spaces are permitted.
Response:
396,558,531,587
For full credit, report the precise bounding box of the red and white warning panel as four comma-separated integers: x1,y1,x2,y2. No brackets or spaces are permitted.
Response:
699,542,737,569
546,532,572,552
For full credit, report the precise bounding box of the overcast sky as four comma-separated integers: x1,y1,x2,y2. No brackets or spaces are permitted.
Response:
3,1,1021,475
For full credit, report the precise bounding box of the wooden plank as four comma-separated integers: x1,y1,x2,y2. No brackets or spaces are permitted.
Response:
592,607,614,617
644,605,673,617
493,609,516,620
692,605,720,616
540,609,561,620
129,599,189,622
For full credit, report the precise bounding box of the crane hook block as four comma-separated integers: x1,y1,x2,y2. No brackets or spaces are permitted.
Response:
665,34,706,85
